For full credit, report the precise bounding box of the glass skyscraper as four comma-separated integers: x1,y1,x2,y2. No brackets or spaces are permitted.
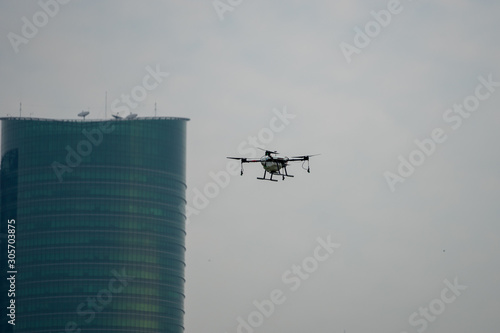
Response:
0,117,188,333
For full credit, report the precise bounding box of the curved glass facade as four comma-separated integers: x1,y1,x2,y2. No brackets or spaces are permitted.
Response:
0,117,188,333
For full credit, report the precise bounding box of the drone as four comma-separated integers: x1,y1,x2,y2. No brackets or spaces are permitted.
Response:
227,149,319,182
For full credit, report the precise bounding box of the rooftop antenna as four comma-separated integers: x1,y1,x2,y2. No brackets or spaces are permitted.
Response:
78,110,90,120
154,101,157,117
19,102,22,117
112,112,122,120
125,112,137,120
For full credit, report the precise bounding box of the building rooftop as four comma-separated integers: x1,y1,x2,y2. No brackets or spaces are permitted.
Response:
0,116,190,122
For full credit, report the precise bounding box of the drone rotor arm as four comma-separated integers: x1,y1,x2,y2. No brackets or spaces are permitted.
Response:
286,154,320,173
226,157,261,176
226,157,260,163
288,154,320,160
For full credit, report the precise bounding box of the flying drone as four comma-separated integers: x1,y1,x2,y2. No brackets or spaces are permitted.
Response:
227,149,319,182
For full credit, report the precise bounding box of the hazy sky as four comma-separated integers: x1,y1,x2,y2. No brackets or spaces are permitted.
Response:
1,1,500,332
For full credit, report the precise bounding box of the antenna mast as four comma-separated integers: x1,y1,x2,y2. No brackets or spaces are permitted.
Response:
19,102,22,117
154,102,157,117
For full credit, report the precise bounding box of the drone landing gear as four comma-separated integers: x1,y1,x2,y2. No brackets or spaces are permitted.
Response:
257,177,278,182
257,170,278,182
282,166,294,180
257,169,295,182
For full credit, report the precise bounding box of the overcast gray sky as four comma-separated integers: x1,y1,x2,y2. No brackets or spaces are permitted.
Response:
1,1,500,332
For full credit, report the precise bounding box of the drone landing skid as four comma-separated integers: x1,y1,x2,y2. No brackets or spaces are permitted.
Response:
257,170,278,182
257,177,278,182
257,170,294,182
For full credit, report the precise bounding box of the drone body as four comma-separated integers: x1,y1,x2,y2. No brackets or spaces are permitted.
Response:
227,149,319,182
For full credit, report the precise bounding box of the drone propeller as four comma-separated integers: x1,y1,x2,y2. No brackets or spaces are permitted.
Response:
257,147,279,156
290,154,321,160
226,156,261,175
227,157,248,162
288,154,320,173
